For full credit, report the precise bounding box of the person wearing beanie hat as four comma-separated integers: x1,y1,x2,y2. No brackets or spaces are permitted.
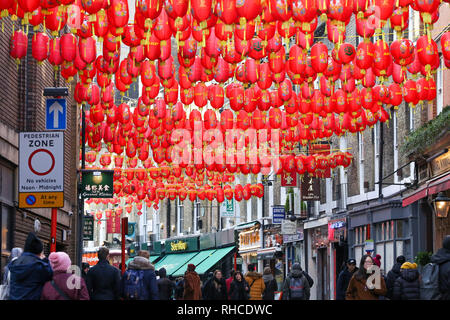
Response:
24,232,44,256
183,263,201,300
372,254,382,268
262,267,278,300
41,252,90,300
430,235,450,300
386,255,407,299
393,261,420,300
346,254,387,300
7,232,53,300
336,259,359,300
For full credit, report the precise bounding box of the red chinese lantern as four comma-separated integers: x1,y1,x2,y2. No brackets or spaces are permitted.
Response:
32,32,49,63
79,36,97,65
10,30,28,62
107,0,129,34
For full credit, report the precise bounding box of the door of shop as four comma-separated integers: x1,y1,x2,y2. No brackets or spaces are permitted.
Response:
317,247,329,300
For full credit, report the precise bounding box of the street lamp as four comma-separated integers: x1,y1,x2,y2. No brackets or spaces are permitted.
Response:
433,192,450,218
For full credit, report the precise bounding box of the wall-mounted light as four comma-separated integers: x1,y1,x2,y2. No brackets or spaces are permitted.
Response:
433,192,450,218
171,225,176,232
160,223,164,230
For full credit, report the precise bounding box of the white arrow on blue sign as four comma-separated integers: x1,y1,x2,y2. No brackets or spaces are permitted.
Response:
46,98,66,130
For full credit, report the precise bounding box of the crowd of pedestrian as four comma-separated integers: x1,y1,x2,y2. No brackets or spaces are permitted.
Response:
2,232,449,300
337,235,450,300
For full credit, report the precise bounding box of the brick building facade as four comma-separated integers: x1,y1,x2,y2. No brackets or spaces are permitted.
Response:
0,19,79,272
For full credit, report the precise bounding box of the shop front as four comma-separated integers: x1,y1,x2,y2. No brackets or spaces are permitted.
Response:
258,223,284,290
402,145,450,252
348,199,418,275
282,225,304,291
236,221,261,273
303,217,330,300
151,231,236,279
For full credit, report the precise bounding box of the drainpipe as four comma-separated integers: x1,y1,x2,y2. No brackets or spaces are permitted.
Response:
379,122,384,200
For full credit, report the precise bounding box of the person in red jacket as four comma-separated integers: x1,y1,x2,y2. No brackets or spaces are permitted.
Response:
41,252,90,300
225,269,235,299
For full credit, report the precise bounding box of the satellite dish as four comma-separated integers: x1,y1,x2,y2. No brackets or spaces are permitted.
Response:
34,219,41,233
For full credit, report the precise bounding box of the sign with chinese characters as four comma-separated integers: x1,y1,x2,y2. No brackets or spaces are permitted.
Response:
81,170,114,198
238,228,261,252
281,171,297,187
221,198,235,217
83,215,94,241
106,211,121,234
301,174,320,200
272,206,285,224
309,143,331,178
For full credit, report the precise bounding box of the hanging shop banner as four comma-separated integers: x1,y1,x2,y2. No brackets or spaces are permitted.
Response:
328,218,347,242
221,198,235,217
83,215,94,241
272,206,285,224
107,211,121,234
81,170,114,198
281,220,297,235
281,171,297,187
301,174,320,201
127,222,136,239
310,143,331,178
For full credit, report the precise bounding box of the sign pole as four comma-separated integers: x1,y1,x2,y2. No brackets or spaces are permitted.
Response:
121,217,128,275
50,208,57,252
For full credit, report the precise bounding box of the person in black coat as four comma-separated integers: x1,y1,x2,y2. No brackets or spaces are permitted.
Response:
86,247,121,300
336,259,358,300
157,268,175,300
203,270,228,300
385,255,406,300
430,235,450,300
392,262,420,300
229,271,249,300
262,267,278,300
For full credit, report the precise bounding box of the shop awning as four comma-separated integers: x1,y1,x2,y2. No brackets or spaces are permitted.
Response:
171,249,217,277
153,252,199,276
234,221,260,231
402,173,450,207
194,246,235,275
257,247,277,260
150,255,159,263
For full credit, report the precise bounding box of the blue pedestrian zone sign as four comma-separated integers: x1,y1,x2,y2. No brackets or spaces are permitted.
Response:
272,206,285,224
46,98,66,130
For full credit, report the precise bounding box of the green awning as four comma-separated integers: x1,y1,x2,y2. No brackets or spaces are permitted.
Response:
234,221,260,231
171,249,217,277
150,255,159,263
125,258,133,266
154,252,199,276
195,246,235,275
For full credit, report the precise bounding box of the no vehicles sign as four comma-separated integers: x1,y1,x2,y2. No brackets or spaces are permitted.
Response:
19,132,64,208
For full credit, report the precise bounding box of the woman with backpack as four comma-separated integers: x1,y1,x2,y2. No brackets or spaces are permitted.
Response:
120,256,159,300
346,254,387,300
282,263,310,300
